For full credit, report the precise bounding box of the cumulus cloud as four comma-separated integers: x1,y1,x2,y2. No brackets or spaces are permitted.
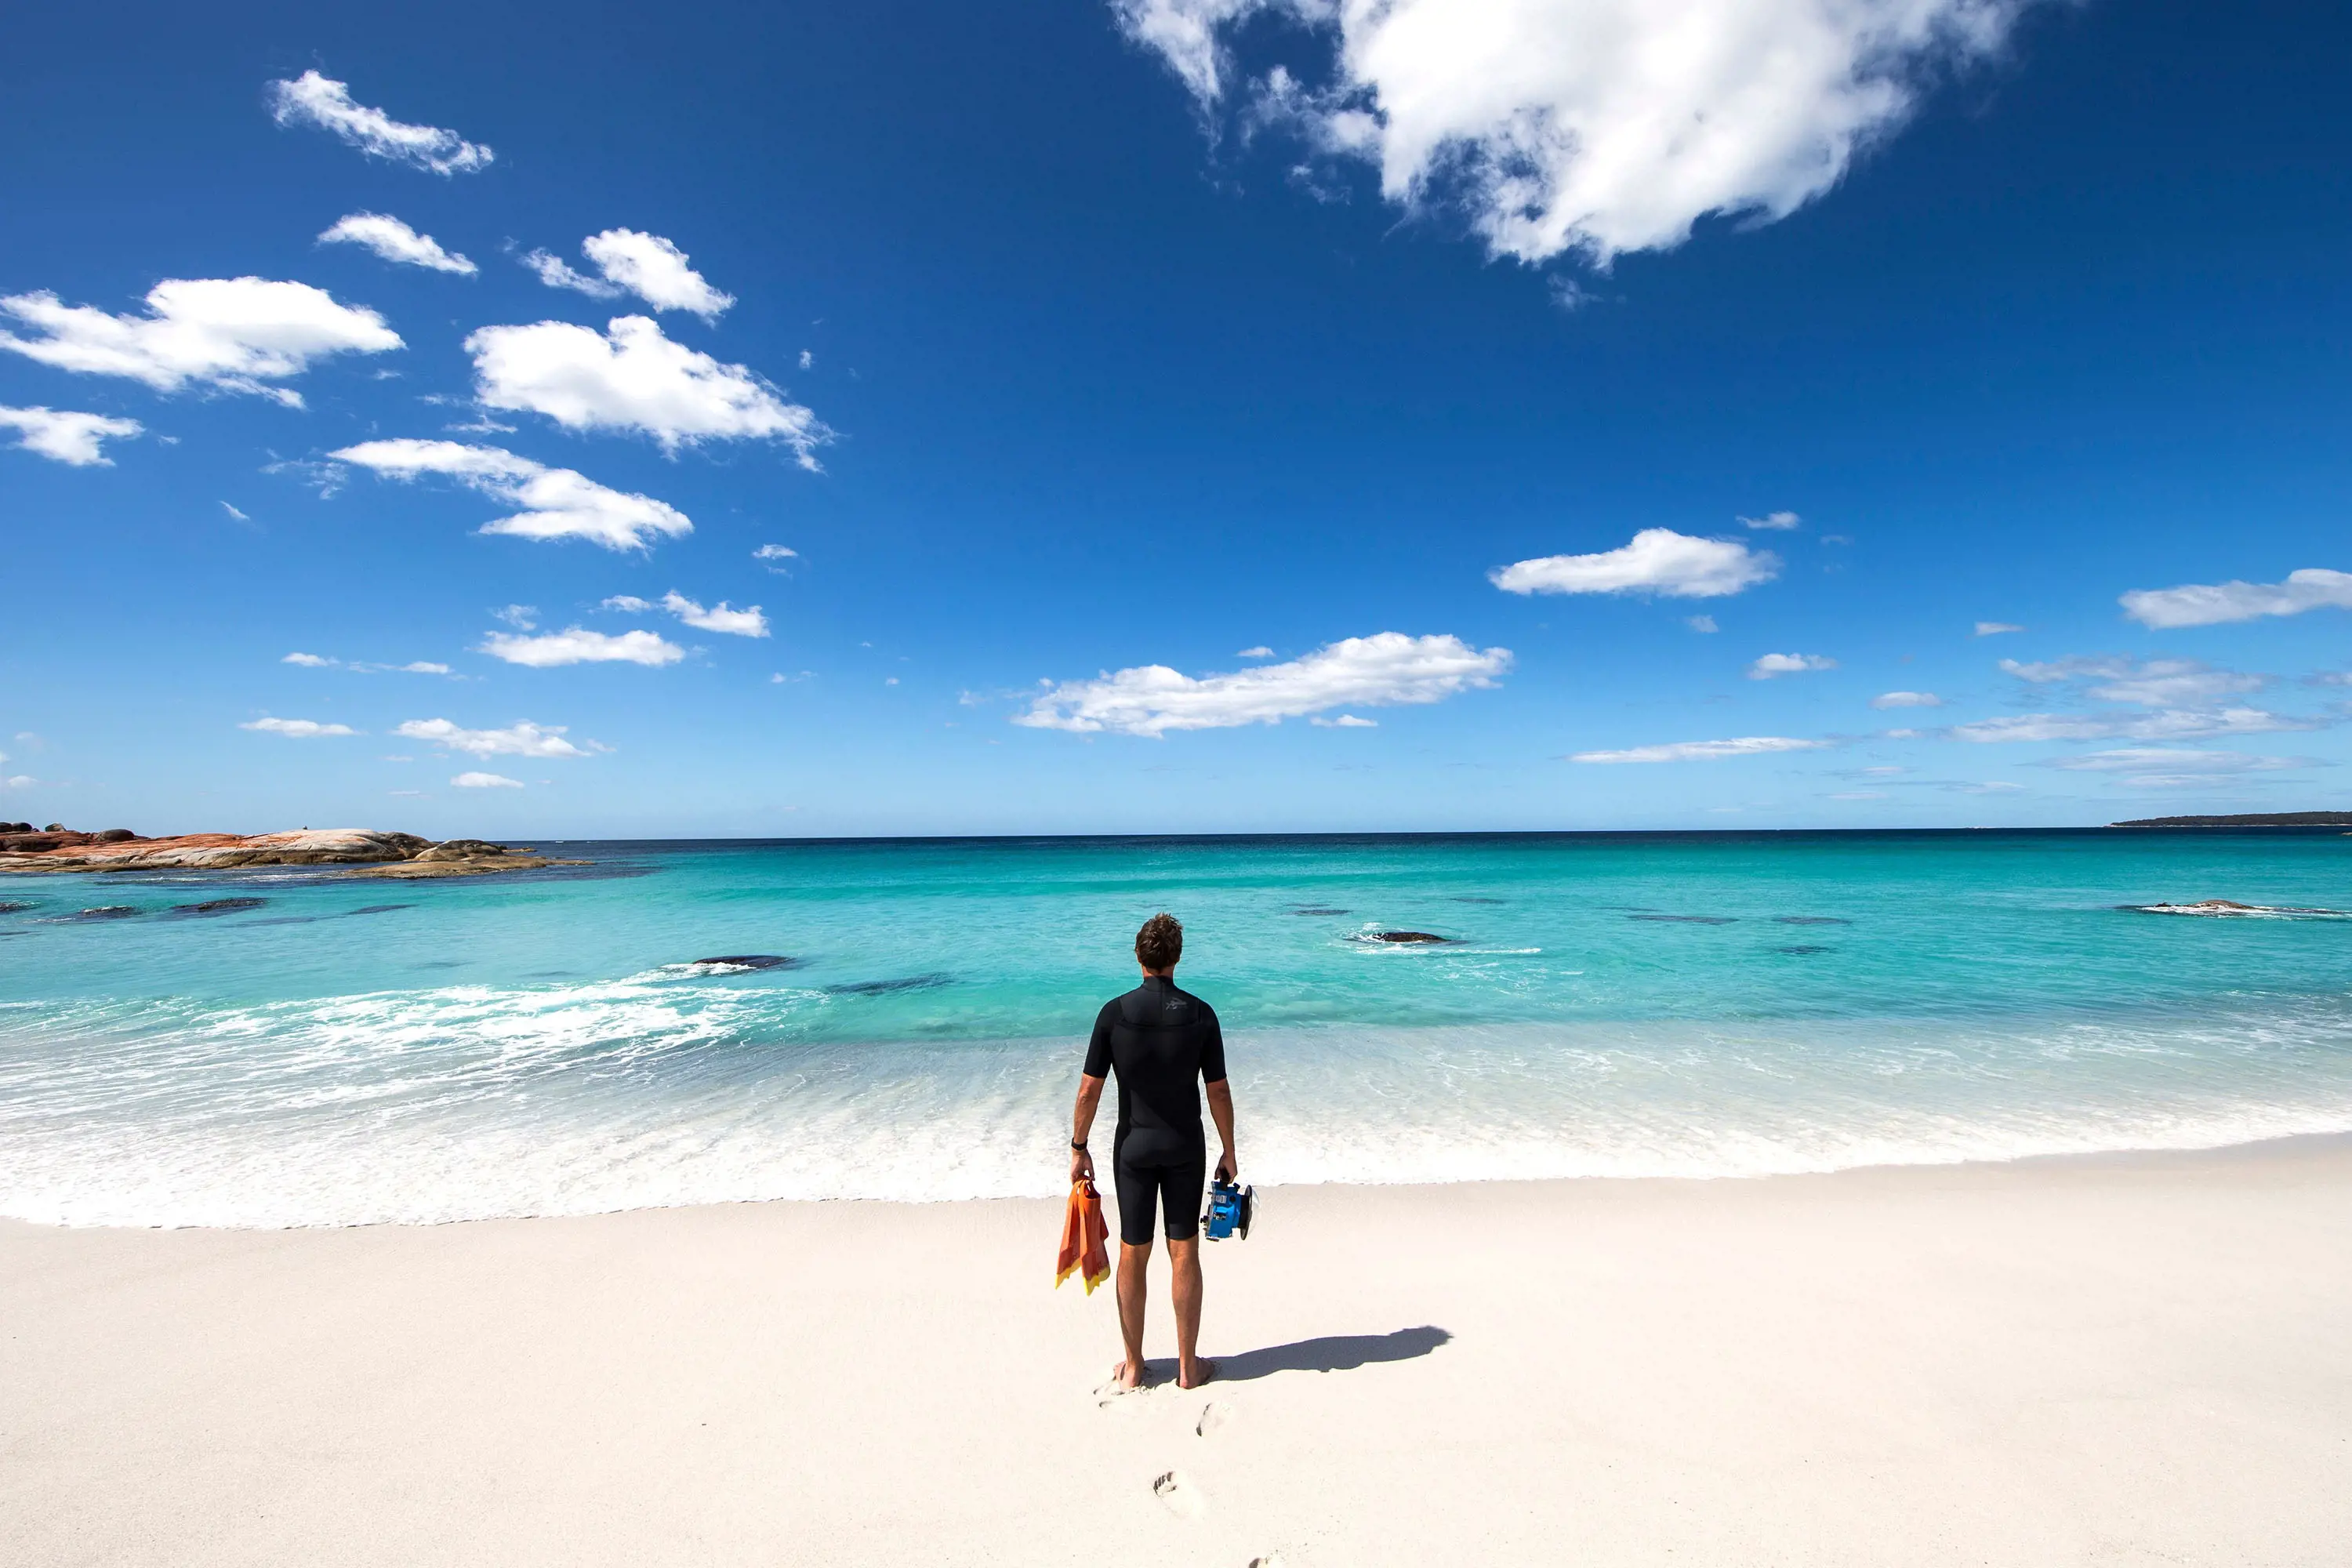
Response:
393,718,591,758
465,316,822,461
2048,748,2314,776
2120,568,2352,629
494,604,539,630
478,628,686,667
1492,528,1777,598
1570,735,1829,764
1973,621,2025,636
1870,691,1943,709
602,590,770,637
1015,631,1509,736
240,716,357,738
1237,645,1275,659
451,771,523,788
1311,713,1377,728
319,212,476,274
1684,615,1718,633
524,230,733,319
0,405,142,466
753,543,797,573
267,71,493,175
331,438,691,551
1740,510,1802,531
1115,0,2034,264
1748,652,1835,680
1,279,400,405
283,652,334,667
1950,709,2319,744
1998,656,2269,709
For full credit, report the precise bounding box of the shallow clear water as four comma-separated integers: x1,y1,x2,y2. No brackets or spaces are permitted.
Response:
4,830,2350,1225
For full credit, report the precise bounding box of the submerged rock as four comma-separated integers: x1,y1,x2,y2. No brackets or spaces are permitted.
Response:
1357,930,1452,944
60,906,140,921
1776,945,1833,956
692,954,799,970
825,974,952,995
1628,913,1738,925
1292,906,1350,916
0,900,34,913
167,898,269,917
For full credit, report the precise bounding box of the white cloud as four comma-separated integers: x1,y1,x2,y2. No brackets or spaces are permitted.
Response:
1870,690,1943,709
1828,790,1886,800
283,652,335,667
2120,569,2352,629
465,316,823,461
1570,735,1829,764
753,543,798,572
331,438,691,551
662,591,768,637
603,590,770,637
1116,0,2034,264
799,350,814,369
1748,652,1835,680
1998,655,2269,709
523,230,735,320
1311,713,1377,727
1237,645,1275,659
479,628,686,667
1974,621,2024,636
1016,631,1510,736
319,212,476,274
0,405,142,466
0,279,399,405
241,716,357,738
2048,748,2313,776
1492,528,1777,599
376,661,452,676
393,718,590,758
267,71,493,175
523,251,621,298
221,502,250,522
1740,510,1802,531
494,604,539,630
452,771,523,789
1684,615,1718,633
1950,709,2319,743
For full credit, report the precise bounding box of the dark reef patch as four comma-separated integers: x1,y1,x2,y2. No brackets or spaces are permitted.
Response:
1450,896,1508,905
46,906,140,922
0,901,36,913
1291,906,1350,916
693,954,800,971
1775,945,1833,956
168,897,269,917
1352,930,1453,944
1628,914,1737,925
825,974,953,996
344,905,413,917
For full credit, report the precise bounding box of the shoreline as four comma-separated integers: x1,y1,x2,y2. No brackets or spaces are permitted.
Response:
7,1137,2347,1565
9,1125,2352,1235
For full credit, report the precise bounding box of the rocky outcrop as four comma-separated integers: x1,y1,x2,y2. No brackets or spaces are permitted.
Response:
0,828,583,880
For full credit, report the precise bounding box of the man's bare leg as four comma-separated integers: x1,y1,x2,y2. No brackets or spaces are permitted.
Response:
1112,1239,1152,1388
1171,1235,1213,1388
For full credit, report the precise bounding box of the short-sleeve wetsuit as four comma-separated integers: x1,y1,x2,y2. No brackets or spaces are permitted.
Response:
1083,974,1228,1245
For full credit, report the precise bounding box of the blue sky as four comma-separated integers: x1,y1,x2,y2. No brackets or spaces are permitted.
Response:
4,0,2350,836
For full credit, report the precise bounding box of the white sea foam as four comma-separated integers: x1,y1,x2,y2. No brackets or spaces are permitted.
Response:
5,981,2352,1227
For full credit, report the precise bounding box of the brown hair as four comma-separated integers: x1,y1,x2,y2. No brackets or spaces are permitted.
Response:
1135,912,1183,971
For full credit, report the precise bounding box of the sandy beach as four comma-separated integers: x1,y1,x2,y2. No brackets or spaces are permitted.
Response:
5,1139,2348,1567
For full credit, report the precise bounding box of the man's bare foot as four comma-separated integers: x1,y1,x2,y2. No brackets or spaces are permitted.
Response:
1109,1358,1147,1390
1178,1356,1216,1389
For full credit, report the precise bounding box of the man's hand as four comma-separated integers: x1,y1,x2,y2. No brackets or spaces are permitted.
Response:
1070,1146,1094,1185
1214,1148,1236,1185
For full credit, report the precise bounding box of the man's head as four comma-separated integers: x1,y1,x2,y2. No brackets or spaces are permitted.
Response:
1135,912,1182,975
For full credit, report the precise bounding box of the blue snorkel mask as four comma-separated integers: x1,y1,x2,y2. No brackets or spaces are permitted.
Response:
1203,1178,1254,1241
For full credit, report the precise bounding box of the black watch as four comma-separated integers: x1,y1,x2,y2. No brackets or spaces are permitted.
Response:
1070,1139,1088,1151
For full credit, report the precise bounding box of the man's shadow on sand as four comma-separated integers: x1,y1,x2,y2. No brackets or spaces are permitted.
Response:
1146,1325,1450,1385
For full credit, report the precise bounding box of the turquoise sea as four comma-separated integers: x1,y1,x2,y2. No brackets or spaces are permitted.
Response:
4,829,2350,1226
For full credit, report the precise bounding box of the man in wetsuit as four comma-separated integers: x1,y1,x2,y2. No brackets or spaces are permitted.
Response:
1068,912,1236,1391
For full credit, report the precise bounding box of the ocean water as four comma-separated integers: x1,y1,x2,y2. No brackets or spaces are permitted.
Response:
3,830,2350,1227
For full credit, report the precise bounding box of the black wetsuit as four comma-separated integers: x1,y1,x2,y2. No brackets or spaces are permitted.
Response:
1083,975,1227,1245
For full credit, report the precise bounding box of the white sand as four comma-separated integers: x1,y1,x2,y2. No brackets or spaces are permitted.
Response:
5,1139,2349,1567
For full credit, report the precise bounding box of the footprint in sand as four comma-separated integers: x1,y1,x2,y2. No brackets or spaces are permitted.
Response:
1153,1470,1206,1518
1196,1400,1232,1437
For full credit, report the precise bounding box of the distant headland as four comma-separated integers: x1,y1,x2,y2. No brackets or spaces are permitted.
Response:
0,826,581,878
2110,812,2352,829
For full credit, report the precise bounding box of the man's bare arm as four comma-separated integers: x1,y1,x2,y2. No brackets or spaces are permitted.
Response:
1206,1079,1237,1182
1069,1073,1105,1182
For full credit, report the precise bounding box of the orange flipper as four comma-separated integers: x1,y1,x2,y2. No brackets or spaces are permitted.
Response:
1055,1179,1111,1294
